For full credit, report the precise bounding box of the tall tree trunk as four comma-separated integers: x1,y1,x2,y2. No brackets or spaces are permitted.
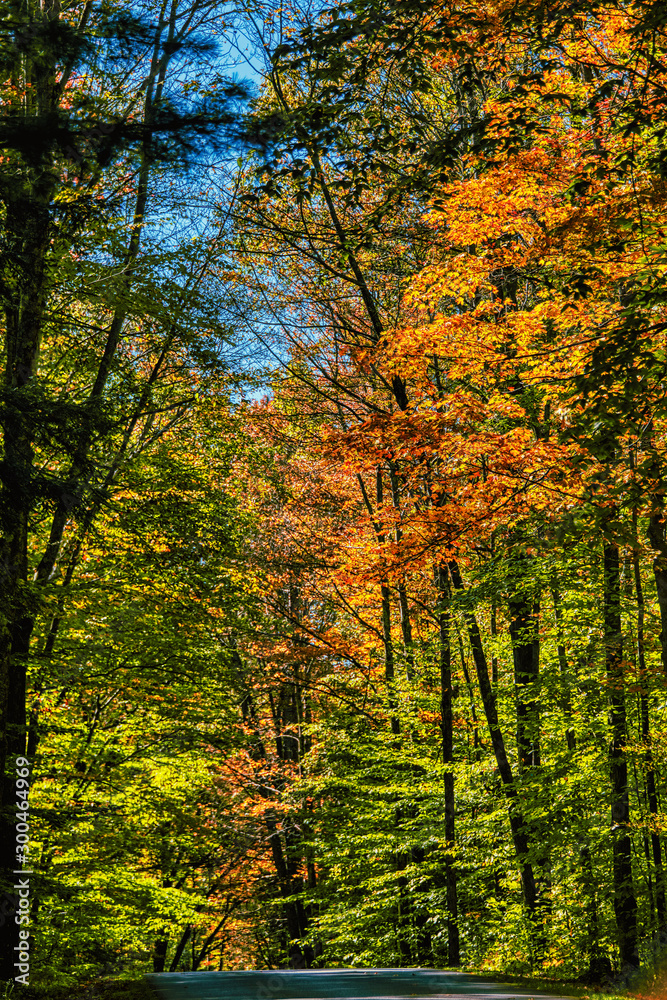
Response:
377,468,399,733
397,583,415,681
152,935,169,973
647,511,667,680
489,524,498,687
645,435,667,680
381,580,399,735
580,845,611,980
456,628,481,759
245,677,311,962
193,916,228,970
508,570,546,926
388,463,415,681
169,924,193,972
552,587,609,975
491,597,498,686
0,9,183,974
357,468,400,734
436,563,460,966
509,587,541,769
448,559,540,921
603,542,638,968
0,81,58,989
266,813,309,946
552,584,576,752
631,501,666,927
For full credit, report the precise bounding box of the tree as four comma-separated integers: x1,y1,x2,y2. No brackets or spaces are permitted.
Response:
0,0,251,975
4,0,667,983
234,0,667,973
27,396,272,982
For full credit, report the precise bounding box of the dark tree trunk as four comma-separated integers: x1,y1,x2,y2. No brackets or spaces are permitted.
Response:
266,813,309,944
490,529,498,686
377,468,399,733
169,925,193,972
509,572,547,934
631,512,666,927
509,590,541,769
580,845,611,980
357,470,399,733
456,628,481,760
388,462,415,681
491,597,498,686
193,916,228,970
552,586,610,975
0,11,183,975
244,677,310,962
153,936,169,973
397,582,415,681
0,120,56,991
603,543,638,968
436,563,460,966
448,559,540,921
647,512,667,679
381,580,399,734
552,584,576,752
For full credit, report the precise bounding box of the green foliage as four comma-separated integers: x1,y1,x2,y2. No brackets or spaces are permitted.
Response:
4,0,667,989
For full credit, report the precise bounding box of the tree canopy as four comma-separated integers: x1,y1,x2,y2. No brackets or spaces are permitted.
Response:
2,0,667,992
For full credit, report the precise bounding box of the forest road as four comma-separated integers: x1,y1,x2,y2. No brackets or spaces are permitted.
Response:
144,969,578,1000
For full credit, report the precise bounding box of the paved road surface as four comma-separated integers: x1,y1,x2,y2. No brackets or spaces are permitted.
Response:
145,969,576,1000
